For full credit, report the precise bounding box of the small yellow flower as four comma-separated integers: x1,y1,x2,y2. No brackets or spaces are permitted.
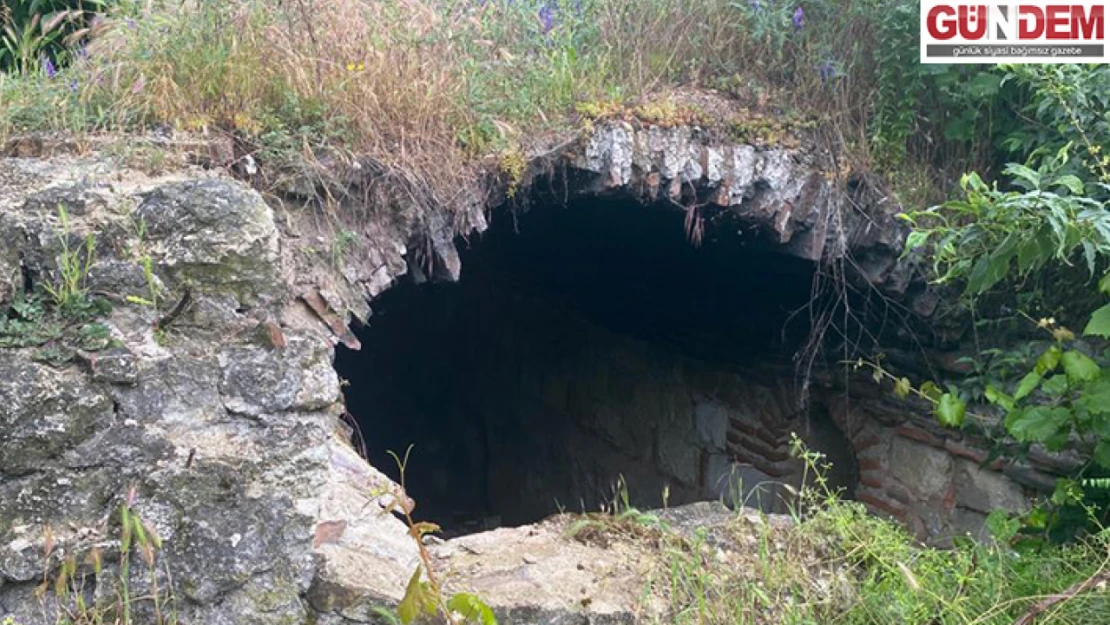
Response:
183,115,211,131
345,62,366,72
233,112,261,134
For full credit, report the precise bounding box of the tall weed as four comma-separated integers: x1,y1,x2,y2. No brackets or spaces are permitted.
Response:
0,0,1018,209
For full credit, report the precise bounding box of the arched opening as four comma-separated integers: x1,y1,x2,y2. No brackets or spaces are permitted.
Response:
334,196,858,534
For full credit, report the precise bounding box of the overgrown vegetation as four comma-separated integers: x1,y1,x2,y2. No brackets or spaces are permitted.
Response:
0,205,113,363
878,65,1110,542
567,440,1110,624
0,0,1045,209
1,1,109,74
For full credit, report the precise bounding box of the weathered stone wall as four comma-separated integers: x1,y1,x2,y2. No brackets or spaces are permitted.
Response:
465,292,1045,543
460,283,857,521
0,155,358,623
823,393,1076,542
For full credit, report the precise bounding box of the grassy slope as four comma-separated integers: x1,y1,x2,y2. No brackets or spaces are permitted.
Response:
1,0,944,208
601,450,1110,625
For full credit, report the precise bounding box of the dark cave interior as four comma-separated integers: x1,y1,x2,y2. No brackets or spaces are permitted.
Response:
334,196,858,534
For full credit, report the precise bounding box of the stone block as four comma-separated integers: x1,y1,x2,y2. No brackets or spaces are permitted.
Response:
695,400,729,452
705,453,780,512
0,353,116,476
135,180,282,306
889,435,953,498
657,414,699,487
88,347,140,384
955,460,1028,514
948,507,991,542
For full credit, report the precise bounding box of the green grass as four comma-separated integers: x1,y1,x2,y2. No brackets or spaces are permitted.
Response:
1,0,974,209
574,445,1110,625
652,498,1110,625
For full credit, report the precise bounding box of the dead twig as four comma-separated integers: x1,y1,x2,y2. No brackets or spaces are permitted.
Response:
1013,566,1110,625
156,287,192,331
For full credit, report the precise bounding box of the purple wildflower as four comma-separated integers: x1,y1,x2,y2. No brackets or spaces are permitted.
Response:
820,59,836,85
42,56,56,79
538,3,556,33
792,6,805,30
68,79,79,93
748,0,760,11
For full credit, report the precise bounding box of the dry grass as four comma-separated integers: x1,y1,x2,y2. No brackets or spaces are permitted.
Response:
0,0,965,218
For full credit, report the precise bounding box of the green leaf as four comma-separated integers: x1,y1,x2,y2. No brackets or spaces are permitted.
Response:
1084,303,1110,338
1007,406,1072,443
132,515,148,547
984,385,1015,411
965,71,1003,98
1041,374,1069,397
1083,240,1097,275
1015,371,1043,400
893,377,912,399
919,381,943,403
1099,273,1110,296
1053,174,1085,195
1044,429,1071,451
1095,441,1110,469
934,393,967,428
985,509,1020,542
370,607,402,625
1016,232,1055,272
1077,378,1110,415
1051,478,1083,506
1036,345,1063,374
1005,163,1042,190
904,231,930,255
447,593,498,625
1062,350,1100,383
965,243,1014,295
1025,506,1048,530
397,567,437,625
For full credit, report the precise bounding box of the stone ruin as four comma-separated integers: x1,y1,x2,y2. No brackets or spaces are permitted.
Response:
0,123,1070,623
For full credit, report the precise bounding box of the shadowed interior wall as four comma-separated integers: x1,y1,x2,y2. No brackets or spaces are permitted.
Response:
335,197,858,532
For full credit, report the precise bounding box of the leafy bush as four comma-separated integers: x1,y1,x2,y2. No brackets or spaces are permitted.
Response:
897,65,1110,540
999,65,1110,199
